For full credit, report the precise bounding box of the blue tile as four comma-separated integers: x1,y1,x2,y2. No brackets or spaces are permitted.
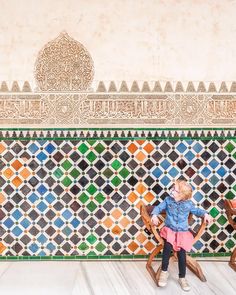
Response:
28,143,39,154
45,193,56,204
176,142,187,153
160,159,171,170
36,152,48,162
62,209,73,220
37,234,47,244
45,143,56,154
29,193,39,203
36,201,47,212
4,218,14,228
12,209,23,220
12,226,23,236
152,167,163,178
29,243,39,253
20,218,31,229
37,184,48,195
71,218,80,228
54,217,64,228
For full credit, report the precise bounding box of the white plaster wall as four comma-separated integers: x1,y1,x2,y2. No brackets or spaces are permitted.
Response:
0,0,236,84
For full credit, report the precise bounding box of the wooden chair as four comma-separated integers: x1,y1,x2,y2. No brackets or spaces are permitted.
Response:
140,205,207,286
224,199,236,271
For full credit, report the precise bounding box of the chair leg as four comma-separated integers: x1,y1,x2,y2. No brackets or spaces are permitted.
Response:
146,245,163,286
186,254,207,282
229,247,236,271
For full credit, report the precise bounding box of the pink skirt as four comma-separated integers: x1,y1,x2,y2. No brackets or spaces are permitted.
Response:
160,226,194,252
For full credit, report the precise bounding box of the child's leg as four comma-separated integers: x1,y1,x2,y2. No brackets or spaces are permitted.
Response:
177,248,186,278
161,239,173,271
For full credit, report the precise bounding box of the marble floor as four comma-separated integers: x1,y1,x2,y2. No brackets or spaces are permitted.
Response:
0,259,235,295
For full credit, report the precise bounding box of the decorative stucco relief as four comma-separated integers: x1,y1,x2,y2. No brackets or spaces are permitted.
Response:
0,32,235,127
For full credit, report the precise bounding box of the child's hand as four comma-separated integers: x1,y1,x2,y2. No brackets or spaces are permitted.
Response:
204,213,213,224
151,215,159,226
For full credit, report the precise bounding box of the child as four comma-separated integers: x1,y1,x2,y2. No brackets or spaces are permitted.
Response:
151,179,213,292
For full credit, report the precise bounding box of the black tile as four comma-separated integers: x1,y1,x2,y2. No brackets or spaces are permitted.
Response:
103,184,114,194
111,192,122,203
78,160,89,170
78,176,89,187
70,201,81,212
28,160,39,171
119,151,129,162
70,151,80,162
43,180,59,199
94,160,105,170
53,151,64,162
94,209,106,219
127,176,138,186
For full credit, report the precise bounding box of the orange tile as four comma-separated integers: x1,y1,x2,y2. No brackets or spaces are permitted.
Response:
135,151,146,162
127,143,138,154
0,143,6,154
136,233,147,243
144,241,155,251
20,168,31,179
0,242,6,254
103,217,113,228
144,192,155,202
0,193,5,204
111,208,122,219
136,183,147,194
12,176,22,187
136,200,145,210
112,225,122,235
143,142,154,153
11,159,23,171
3,168,14,179
137,249,147,255
136,140,145,145
120,217,130,228
128,241,139,252
128,192,138,203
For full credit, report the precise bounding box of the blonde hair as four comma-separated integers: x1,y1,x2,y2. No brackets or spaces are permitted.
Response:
174,179,192,200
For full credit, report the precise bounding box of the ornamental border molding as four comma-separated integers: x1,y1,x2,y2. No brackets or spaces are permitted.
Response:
0,32,235,127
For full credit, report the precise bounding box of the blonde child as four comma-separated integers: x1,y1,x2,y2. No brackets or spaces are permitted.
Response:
151,179,213,291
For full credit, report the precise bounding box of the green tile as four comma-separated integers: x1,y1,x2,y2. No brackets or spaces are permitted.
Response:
86,184,97,195
61,160,73,171
78,143,89,154
86,234,97,245
111,176,122,186
53,168,64,179
79,192,89,204
70,168,80,178
111,159,122,170
94,192,106,204
87,201,97,212
94,143,105,154
78,242,89,251
210,207,220,218
225,142,235,153
225,191,235,199
103,168,113,178
86,151,96,162
95,242,106,252
225,239,235,249
62,176,72,187
209,223,220,234
119,167,130,178
217,215,227,225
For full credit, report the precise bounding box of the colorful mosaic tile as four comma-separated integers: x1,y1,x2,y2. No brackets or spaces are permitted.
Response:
0,131,235,257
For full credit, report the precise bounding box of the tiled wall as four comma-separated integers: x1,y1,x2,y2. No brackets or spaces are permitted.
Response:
0,128,235,259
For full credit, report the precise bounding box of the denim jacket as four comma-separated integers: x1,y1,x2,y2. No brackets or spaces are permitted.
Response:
151,195,207,232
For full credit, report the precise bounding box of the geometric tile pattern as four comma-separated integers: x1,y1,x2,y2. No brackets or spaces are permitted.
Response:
0,132,236,257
